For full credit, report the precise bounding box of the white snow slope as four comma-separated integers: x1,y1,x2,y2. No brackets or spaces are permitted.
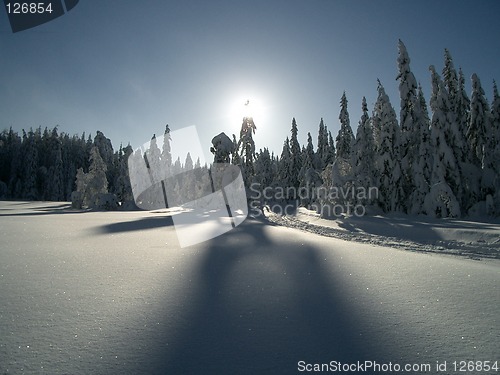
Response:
0,201,498,375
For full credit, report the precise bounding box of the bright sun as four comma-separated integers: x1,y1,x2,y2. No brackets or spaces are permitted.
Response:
228,96,264,124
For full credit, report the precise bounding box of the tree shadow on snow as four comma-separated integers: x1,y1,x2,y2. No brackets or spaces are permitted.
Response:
127,218,401,374
336,214,500,244
94,215,175,234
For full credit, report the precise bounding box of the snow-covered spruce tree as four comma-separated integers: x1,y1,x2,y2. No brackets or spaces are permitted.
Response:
252,148,273,205
254,147,273,189
443,49,459,111
466,73,496,214
21,129,39,200
397,40,423,212
73,145,109,209
316,118,329,171
289,118,302,189
335,92,355,162
277,137,292,200
456,68,471,148
409,84,433,215
467,74,490,169
113,144,134,205
353,96,377,206
489,81,500,214
424,66,461,218
327,130,335,166
231,134,241,165
320,92,356,217
372,80,403,212
143,134,166,208
162,124,172,176
45,127,65,201
93,131,114,193
299,132,321,207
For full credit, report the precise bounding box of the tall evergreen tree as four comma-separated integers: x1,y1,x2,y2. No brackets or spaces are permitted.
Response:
442,49,459,110
353,97,376,201
372,80,403,212
21,129,39,200
397,40,422,210
409,85,433,214
467,74,490,169
335,92,355,161
162,124,172,175
424,66,461,217
277,137,291,193
289,118,301,188
316,118,329,171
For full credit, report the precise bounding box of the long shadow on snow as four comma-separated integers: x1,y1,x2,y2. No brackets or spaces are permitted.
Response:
131,217,400,374
336,214,499,244
94,215,175,233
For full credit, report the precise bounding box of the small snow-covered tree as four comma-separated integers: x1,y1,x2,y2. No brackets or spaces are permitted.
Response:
74,145,109,209
335,92,355,162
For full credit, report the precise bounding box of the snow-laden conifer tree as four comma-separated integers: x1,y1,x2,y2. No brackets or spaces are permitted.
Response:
316,118,329,171
397,40,422,211
114,144,134,204
456,68,471,149
45,127,65,201
254,147,273,189
490,81,500,176
335,92,355,162
408,85,433,214
372,81,403,212
424,66,461,217
442,49,459,110
277,137,292,198
467,74,495,208
162,125,172,175
146,134,164,184
489,81,500,214
467,74,490,169
299,132,321,206
21,129,38,200
353,97,376,205
327,130,335,166
75,145,109,209
289,118,302,189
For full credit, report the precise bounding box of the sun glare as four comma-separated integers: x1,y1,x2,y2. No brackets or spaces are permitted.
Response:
228,96,265,124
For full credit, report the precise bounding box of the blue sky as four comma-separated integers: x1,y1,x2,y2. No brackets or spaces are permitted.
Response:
1,0,499,156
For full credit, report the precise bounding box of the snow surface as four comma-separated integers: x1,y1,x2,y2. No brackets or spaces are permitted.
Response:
0,201,499,374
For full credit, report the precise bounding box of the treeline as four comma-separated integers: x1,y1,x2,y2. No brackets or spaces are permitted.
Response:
0,127,134,205
247,41,499,218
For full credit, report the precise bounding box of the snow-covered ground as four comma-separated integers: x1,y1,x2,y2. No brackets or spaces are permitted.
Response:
0,201,499,374
267,207,500,260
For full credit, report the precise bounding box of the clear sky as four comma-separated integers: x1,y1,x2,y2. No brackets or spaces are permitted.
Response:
1,0,499,156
